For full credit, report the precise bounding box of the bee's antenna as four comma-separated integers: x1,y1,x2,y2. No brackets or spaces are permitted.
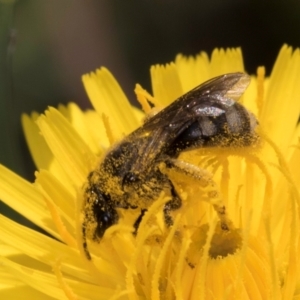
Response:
82,220,92,260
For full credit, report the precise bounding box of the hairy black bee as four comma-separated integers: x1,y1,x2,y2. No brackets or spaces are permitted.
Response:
82,72,258,259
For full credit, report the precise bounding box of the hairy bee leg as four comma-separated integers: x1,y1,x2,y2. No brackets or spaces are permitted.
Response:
163,181,182,226
164,158,230,231
132,186,181,233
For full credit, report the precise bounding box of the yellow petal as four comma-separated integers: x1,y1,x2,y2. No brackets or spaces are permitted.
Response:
150,63,183,106
210,47,244,76
35,170,76,230
58,103,105,155
0,165,59,238
0,215,101,284
36,108,95,187
261,45,300,150
21,113,53,170
175,52,210,92
0,284,54,300
82,67,139,136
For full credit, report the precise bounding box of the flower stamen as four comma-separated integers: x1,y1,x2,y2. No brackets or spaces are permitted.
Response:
261,130,300,217
44,196,77,248
151,213,182,300
52,260,78,300
134,84,155,113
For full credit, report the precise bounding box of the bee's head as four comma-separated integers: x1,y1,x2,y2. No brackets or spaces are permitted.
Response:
93,192,119,239
82,182,119,259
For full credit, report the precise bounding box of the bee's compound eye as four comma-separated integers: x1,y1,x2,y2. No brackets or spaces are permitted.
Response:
101,211,117,225
123,172,139,186
95,209,119,239
91,192,119,239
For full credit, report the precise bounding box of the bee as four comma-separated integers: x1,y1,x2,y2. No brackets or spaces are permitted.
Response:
82,72,258,259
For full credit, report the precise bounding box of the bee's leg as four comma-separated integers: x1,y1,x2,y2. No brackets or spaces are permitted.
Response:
164,158,230,231
132,189,182,233
163,182,182,226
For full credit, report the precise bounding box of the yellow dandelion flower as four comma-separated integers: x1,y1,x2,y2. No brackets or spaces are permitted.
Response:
1,45,300,300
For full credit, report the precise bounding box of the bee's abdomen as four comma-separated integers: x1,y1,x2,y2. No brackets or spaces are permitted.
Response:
166,102,256,156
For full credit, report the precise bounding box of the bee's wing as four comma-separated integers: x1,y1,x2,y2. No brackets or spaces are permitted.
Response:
129,73,250,174
139,72,249,131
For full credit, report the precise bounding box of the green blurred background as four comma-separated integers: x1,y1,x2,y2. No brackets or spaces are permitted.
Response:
1,0,300,227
